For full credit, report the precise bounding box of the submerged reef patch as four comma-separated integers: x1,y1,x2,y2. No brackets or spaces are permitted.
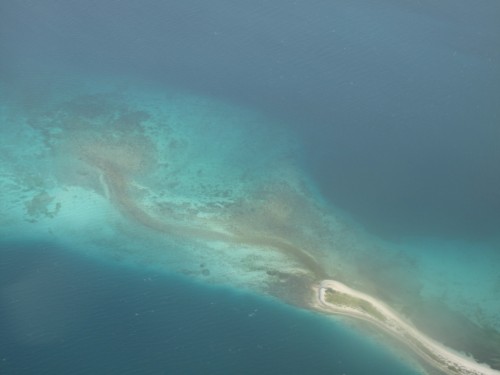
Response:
1,79,499,373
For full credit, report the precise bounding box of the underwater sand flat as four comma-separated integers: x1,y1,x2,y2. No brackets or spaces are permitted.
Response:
1,78,499,374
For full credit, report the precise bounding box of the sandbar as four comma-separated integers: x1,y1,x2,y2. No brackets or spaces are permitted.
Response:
313,280,500,375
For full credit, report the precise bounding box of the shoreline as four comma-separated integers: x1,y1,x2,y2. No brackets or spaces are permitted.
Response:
3,81,498,374
312,280,500,375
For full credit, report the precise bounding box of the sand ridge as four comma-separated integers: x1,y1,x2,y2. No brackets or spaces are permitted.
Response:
314,280,500,375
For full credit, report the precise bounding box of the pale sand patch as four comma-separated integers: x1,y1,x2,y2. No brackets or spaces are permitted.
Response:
313,280,500,375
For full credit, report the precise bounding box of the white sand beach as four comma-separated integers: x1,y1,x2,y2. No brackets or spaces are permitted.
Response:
314,280,500,375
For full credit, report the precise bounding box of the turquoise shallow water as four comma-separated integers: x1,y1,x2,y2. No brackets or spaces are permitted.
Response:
1,77,499,375
0,241,420,375
1,1,500,374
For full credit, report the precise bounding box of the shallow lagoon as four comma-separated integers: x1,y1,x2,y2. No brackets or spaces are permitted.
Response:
1,0,500,373
1,79,499,374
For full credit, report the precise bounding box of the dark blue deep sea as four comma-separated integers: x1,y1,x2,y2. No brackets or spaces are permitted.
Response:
0,241,418,375
1,0,499,240
1,1,499,374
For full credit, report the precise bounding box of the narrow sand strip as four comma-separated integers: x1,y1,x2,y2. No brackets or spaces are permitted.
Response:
314,280,500,375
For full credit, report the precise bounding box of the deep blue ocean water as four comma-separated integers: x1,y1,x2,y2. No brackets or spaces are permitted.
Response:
1,1,499,374
0,241,419,375
1,0,499,240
